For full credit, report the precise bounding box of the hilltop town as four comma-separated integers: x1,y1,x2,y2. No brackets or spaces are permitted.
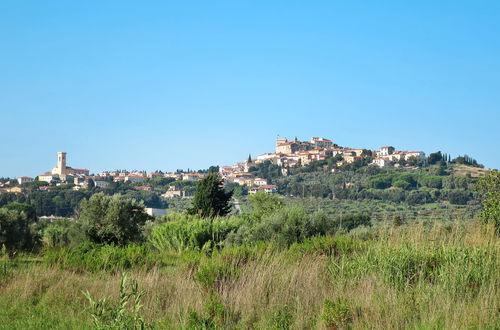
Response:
219,137,426,193
1,136,427,198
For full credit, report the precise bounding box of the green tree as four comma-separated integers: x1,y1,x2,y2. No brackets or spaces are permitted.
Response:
248,191,284,219
393,180,411,190
79,193,150,245
208,165,220,174
476,170,500,231
1,203,37,222
428,151,443,165
188,173,232,218
0,208,35,251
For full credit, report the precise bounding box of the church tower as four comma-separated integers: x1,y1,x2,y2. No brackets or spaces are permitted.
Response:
52,152,67,175
58,152,67,173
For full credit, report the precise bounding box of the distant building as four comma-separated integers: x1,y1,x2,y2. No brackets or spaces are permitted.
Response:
38,173,58,183
162,185,194,199
94,180,110,189
182,173,203,181
7,186,24,194
134,185,152,191
51,152,89,179
145,208,167,217
124,175,145,183
372,158,393,167
310,137,333,149
249,185,278,194
380,146,395,157
17,176,34,185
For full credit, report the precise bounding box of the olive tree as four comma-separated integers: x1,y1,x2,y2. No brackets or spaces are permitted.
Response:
79,193,150,245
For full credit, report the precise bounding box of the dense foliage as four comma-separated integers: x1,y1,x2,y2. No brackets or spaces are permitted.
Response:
79,193,151,245
188,173,232,218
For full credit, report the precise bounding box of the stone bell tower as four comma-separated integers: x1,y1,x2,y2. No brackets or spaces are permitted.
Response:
52,152,67,175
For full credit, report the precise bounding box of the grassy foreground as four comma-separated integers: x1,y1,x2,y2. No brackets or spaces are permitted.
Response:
0,220,498,329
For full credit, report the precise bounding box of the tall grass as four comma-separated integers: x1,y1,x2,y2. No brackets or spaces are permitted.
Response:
0,220,497,329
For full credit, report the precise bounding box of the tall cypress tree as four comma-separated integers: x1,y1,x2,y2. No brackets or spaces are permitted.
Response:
188,173,233,218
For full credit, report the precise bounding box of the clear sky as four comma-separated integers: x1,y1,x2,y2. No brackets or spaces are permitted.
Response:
1,1,499,177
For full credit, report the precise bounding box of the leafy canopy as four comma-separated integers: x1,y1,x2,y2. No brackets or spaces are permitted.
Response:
79,193,150,245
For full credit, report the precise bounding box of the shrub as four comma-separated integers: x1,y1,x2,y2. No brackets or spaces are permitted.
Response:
79,193,151,245
393,180,411,190
406,190,432,205
83,272,150,329
270,305,293,329
148,214,240,252
289,235,364,257
476,171,500,231
0,207,36,252
381,247,443,289
247,207,329,247
337,213,371,231
44,242,158,272
193,246,255,292
42,218,85,247
187,293,240,329
248,191,284,220
446,189,471,205
321,297,352,328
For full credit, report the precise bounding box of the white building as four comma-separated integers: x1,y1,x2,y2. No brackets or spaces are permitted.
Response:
145,208,167,217
310,137,333,149
249,185,278,194
38,173,58,183
380,146,395,157
17,177,34,185
124,175,145,183
94,180,110,188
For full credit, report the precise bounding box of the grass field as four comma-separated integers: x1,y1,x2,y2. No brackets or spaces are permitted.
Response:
0,219,497,329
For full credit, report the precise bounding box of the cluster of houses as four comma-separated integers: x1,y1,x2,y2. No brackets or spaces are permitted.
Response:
218,157,278,195
4,139,425,197
256,137,425,169
218,136,426,193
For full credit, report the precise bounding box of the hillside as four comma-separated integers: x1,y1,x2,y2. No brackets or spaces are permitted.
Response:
452,164,489,178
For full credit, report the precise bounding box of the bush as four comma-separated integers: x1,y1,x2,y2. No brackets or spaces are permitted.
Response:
446,189,472,205
79,193,151,245
337,213,371,231
406,190,432,205
187,293,240,329
41,218,85,247
246,207,331,247
44,242,159,272
0,207,36,252
83,272,150,329
270,305,293,329
148,213,240,252
321,297,352,328
476,171,500,231
393,180,411,190
289,235,364,257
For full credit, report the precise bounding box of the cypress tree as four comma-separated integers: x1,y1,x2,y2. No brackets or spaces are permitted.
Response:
188,173,233,218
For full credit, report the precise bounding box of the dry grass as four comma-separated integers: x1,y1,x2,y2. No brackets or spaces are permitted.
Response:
452,164,489,178
0,220,498,329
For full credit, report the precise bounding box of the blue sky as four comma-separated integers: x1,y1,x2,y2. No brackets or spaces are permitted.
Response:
1,1,499,177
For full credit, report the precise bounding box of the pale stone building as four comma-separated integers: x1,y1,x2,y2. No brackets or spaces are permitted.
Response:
51,152,89,178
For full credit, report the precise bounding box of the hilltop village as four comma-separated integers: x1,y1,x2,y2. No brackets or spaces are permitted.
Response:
2,137,425,198
219,136,425,193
